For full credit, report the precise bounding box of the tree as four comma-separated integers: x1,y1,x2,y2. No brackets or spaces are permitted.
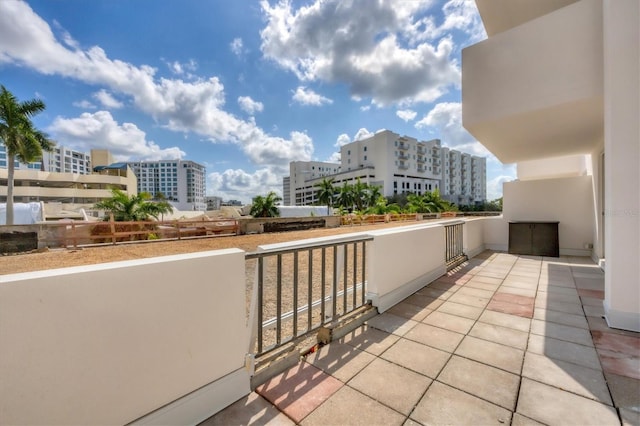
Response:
94,188,173,221
335,182,355,212
314,177,335,215
250,191,282,217
0,86,54,225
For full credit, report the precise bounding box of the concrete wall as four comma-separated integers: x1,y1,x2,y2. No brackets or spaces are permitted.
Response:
503,176,595,255
463,218,486,258
367,224,446,312
603,0,640,332
0,250,250,425
517,154,591,181
483,216,509,252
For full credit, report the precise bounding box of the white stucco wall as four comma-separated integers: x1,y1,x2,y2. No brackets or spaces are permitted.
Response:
463,218,486,258
517,154,591,181
0,250,250,425
603,0,640,332
503,176,595,255
367,224,446,312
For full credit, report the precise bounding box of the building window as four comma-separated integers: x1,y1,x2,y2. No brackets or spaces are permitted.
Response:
364,146,367,152
364,155,367,161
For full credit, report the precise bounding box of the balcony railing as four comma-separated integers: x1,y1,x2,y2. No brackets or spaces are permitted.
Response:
444,221,467,270
246,236,373,357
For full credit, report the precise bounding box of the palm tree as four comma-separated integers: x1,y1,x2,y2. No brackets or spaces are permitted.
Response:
366,185,382,209
335,182,355,212
94,188,173,221
351,178,368,212
314,177,335,215
250,191,282,217
0,86,55,225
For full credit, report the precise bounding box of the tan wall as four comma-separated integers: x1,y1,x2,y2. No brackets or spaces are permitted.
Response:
0,250,250,425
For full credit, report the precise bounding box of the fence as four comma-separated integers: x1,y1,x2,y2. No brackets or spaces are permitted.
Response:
38,218,239,248
246,236,373,357
340,213,417,226
444,221,467,270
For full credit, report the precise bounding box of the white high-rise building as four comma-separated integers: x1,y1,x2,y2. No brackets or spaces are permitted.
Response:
286,130,487,206
126,160,206,211
0,145,91,174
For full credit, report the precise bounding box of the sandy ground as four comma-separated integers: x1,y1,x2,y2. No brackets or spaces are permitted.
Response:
0,220,426,275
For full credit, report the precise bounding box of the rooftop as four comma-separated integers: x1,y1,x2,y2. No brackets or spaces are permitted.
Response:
204,251,639,425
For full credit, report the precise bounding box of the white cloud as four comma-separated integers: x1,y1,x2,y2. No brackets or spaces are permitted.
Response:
487,174,514,201
334,133,351,148
396,109,417,122
292,86,333,106
92,89,123,109
415,102,474,147
208,167,283,204
72,99,96,109
260,0,461,105
166,59,197,76
230,38,245,56
0,1,312,168
353,128,373,141
48,111,186,161
237,96,264,115
360,105,371,112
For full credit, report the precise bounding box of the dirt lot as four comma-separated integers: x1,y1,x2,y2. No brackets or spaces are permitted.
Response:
0,220,427,275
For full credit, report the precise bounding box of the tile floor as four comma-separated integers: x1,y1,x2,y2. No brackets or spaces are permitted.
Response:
202,251,640,426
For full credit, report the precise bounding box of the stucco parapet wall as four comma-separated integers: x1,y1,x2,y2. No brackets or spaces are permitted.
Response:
0,249,250,425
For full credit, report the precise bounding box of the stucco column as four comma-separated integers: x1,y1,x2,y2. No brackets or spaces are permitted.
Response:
603,0,640,331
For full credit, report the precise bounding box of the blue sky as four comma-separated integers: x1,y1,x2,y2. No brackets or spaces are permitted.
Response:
0,0,516,203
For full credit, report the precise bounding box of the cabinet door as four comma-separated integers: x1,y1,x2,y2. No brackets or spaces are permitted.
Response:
531,223,559,257
509,223,532,255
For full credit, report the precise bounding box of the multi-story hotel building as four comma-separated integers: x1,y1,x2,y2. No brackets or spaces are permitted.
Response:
285,130,486,206
0,145,91,174
126,160,207,211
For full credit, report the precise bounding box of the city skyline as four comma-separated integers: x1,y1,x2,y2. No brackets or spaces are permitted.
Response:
0,0,516,203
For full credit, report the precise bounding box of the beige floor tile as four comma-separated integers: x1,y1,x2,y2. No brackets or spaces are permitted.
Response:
437,355,520,410
516,378,618,426
530,319,594,346
522,352,612,404
200,392,295,426
535,291,581,305
339,325,400,356
464,280,501,291
455,336,524,374
366,313,417,337
301,386,405,426
348,358,431,415
404,322,464,353
533,308,589,329
620,407,640,426
497,286,537,298
466,275,504,286
527,334,601,370
535,299,585,316
447,292,490,308
411,381,511,425
416,287,455,300
455,286,495,299
437,301,484,320
537,285,579,296
402,293,444,310
387,301,433,322
305,342,376,383
604,372,640,414
583,304,605,317
468,321,529,350
381,337,451,379
511,413,546,426
421,310,476,334
478,310,531,332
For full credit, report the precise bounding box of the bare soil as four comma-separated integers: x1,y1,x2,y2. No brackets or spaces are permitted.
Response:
0,220,426,275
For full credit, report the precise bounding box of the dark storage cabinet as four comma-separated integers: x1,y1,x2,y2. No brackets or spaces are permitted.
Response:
509,222,559,257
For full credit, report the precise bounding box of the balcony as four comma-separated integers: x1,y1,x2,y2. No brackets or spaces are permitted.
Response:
416,156,425,163
397,152,410,160
397,142,409,151
2,216,637,425
462,0,604,163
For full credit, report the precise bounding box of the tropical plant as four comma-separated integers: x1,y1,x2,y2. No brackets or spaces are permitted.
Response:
250,191,282,217
0,85,55,225
335,182,355,212
314,177,336,215
94,188,173,221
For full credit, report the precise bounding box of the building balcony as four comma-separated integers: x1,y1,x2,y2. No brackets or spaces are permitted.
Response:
397,142,410,151
2,217,635,425
462,0,604,163
397,153,410,160
417,156,425,163
398,163,409,170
